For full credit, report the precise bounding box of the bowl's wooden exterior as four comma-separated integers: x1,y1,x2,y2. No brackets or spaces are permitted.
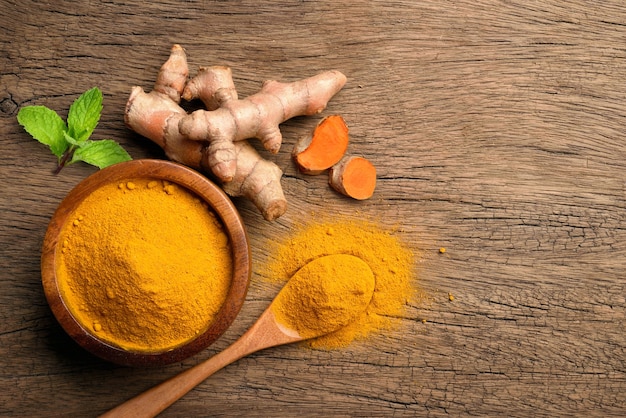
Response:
41,160,251,367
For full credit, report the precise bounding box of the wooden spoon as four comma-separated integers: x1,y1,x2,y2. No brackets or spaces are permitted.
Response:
100,254,375,418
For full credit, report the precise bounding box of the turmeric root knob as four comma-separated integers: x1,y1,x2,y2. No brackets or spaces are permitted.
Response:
182,66,238,110
293,115,349,175
153,44,189,103
178,70,347,182
221,141,287,221
124,44,196,166
329,156,377,200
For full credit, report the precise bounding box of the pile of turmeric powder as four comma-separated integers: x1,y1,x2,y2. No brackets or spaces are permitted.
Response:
56,178,233,353
264,218,416,349
271,254,376,339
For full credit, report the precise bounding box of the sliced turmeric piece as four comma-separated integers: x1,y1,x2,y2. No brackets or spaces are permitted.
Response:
292,115,349,175
329,156,376,200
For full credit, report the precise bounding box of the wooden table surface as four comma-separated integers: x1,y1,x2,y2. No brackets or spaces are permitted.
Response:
2,1,625,416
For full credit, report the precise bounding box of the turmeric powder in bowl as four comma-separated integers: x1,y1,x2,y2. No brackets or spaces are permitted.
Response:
57,178,232,353
42,160,251,366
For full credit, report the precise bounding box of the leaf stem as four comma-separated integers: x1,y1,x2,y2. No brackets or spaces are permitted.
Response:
55,146,76,174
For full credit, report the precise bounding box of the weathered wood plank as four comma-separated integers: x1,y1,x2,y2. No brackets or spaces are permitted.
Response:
1,0,625,416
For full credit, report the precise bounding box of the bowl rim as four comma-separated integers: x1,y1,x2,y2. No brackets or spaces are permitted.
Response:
41,159,251,367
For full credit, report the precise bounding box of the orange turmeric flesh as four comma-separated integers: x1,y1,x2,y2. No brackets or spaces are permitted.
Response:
329,156,377,200
293,115,349,175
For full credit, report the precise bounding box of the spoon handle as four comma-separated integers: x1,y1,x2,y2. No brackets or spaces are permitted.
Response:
100,310,300,418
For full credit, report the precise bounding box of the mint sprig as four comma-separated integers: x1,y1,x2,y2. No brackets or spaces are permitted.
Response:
17,87,131,173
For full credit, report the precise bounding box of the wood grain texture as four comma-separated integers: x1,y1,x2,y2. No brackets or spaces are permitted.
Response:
1,0,625,416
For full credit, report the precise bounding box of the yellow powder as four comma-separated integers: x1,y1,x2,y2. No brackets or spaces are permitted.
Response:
271,254,375,338
265,218,416,349
56,178,233,353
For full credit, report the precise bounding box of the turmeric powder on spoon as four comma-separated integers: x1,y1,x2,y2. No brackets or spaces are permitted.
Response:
265,218,417,349
271,254,375,338
56,178,233,353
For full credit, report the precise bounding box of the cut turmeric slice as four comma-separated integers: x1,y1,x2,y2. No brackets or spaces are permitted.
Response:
329,156,376,200
292,115,349,175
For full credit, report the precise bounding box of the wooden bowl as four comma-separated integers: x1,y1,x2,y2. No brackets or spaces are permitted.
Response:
41,160,251,367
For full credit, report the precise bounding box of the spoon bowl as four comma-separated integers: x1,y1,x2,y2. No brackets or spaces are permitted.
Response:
101,254,374,417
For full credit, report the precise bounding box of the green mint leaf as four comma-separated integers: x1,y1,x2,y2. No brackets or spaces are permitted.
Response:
67,87,102,143
71,140,132,169
18,87,132,173
63,131,80,146
17,106,69,158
